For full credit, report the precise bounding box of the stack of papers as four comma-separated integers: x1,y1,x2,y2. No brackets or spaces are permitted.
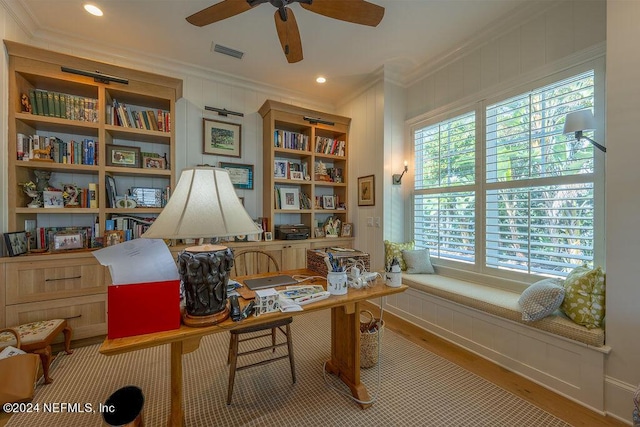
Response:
278,285,330,312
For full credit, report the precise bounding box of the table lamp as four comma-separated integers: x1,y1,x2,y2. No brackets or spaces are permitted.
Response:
143,166,260,327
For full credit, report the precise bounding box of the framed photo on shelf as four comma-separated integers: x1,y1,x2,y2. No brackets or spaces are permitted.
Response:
314,227,325,238
142,156,166,169
3,231,28,257
264,232,273,241
219,162,254,190
341,223,353,237
104,230,125,247
203,118,241,157
290,171,304,180
51,230,86,252
105,175,118,208
43,191,64,208
274,160,288,178
131,187,163,208
323,195,335,210
279,187,300,210
106,144,141,168
358,175,375,206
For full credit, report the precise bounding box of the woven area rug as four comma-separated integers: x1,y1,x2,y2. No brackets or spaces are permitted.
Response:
7,310,570,427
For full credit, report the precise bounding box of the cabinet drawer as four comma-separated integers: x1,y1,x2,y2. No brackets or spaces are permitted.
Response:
5,294,107,341
6,258,106,304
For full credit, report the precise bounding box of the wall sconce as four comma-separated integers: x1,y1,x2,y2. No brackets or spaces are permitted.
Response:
563,109,606,153
392,161,408,185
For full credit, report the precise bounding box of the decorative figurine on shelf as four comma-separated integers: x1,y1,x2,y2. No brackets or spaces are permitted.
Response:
20,93,32,113
315,160,331,182
324,216,341,238
62,184,81,207
19,181,42,208
34,169,54,192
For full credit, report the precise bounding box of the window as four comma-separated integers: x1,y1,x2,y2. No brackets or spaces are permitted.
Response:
413,70,599,279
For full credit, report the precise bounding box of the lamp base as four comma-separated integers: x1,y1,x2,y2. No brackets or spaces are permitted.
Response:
183,305,230,327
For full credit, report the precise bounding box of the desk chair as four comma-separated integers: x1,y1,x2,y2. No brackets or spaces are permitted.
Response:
227,250,296,405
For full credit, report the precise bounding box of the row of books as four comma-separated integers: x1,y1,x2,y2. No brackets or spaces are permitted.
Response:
106,215,156,241
26,90,99,122
16,133,98,165
109,99,171,132
274,129,310,151
315,136,346,156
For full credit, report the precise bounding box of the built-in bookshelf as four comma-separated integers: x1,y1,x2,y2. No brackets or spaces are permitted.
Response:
259,100,351,239
5,40,182,253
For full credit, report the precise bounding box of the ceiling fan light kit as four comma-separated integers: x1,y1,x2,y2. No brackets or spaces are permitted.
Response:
187,0,385,63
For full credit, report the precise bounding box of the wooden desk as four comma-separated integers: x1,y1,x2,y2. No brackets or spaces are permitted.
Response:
100,269,407,427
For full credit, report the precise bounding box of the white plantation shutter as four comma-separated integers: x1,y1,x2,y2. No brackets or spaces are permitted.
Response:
485,71,596,277
412,70,598,279
413,112,476,262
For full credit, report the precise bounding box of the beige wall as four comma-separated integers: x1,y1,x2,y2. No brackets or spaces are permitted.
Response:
604,0,640,419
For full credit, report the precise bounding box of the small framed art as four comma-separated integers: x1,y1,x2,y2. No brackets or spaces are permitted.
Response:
341,223,353,237
142,156,166,169
279,187,300,210
203,118,241,157
358,175,375,206
314,227,325,238
290,171,304,180
43,191,64,208
131,187,164,208
51,230,87,252
323,195,335,210
104,230,125,247
264,232,273,241
219,162,254,190
274,160,288,178
106,144,141,168
3,231,28,256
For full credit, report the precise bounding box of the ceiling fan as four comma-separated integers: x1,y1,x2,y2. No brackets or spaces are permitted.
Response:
186,0,385,63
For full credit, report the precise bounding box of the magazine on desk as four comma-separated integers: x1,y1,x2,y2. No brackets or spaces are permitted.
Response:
278,285,330,312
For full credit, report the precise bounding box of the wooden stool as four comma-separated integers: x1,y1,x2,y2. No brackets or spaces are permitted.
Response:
0,319,73,384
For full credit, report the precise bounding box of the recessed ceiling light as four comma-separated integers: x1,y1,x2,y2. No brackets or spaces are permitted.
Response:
84,4,103,16
316,76,326,84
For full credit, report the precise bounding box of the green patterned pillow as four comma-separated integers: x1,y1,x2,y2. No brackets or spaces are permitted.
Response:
384,240,414,271
560,265,606,329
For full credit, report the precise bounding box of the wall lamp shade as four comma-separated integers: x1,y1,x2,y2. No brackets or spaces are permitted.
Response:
143,167,260,327
563,109,606,153
392,161,409,185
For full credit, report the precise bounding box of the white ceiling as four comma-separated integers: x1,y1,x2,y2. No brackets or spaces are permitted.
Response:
11,0,530,104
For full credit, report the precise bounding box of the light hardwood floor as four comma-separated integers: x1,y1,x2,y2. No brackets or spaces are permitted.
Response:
1,306,628,427
360,301,627,427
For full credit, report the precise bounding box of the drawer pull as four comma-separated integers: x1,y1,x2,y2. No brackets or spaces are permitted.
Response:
45,275,82,282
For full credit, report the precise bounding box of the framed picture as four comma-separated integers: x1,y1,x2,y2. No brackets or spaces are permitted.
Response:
43,191,64,208
106,144,141,168
131,187,164,208
314,227,325,238
323,195,335,210
104,230,125,247
264,231,273,241
279,187,300,210
358,175,375,206
3,231,28,256
274,160,288,178
51,230,86,252
290,171,304,180
219,162,254,190
105,175,117,208
203,118,241,157
142,156,166,169
341,223,353,237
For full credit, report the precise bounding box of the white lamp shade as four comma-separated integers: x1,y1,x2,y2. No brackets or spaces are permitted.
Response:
563,109,596,134
142,167,260,239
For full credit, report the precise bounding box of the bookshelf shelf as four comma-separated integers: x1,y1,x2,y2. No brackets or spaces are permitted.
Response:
5,40,182,252
259,99,351,239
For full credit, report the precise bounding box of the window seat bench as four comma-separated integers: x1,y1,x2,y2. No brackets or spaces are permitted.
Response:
380,273,610,413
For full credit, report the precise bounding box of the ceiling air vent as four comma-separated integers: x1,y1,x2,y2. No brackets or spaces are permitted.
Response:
212,44,244,59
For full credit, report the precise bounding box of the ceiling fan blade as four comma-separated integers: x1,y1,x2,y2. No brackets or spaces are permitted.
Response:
274,8,303,64
186,0,253,27
300,0,384,27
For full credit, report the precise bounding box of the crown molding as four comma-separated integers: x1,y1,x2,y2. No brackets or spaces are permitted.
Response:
0,0,38,38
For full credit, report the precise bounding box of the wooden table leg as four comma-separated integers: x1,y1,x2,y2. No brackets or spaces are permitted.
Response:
169,341,185,427
325,301,372,409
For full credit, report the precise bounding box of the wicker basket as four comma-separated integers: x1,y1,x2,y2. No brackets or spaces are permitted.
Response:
359,310,384,369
